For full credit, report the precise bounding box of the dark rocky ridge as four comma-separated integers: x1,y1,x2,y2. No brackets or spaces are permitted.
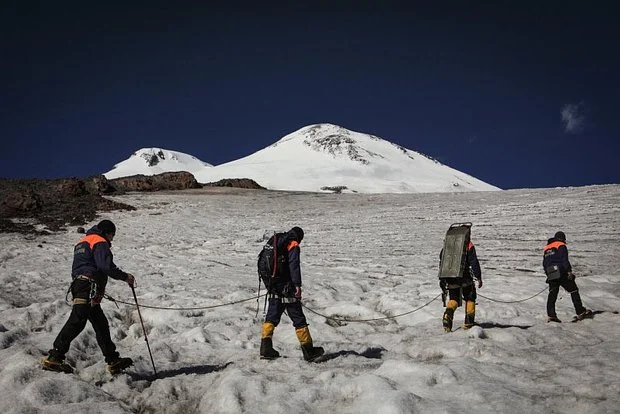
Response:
202,178,264,189
0,172,263,234
109,171,202,192
0,176,133,234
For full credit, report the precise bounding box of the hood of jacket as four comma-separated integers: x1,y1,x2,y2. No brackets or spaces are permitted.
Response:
86,225,111,244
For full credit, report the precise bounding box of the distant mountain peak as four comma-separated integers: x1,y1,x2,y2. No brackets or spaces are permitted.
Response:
105,125,500,193
133,148,204,167
104,148,212,179
281,123,424,166
139,148,166,166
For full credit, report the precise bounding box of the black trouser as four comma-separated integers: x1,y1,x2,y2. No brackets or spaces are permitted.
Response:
446,284,477,304
265,298,308,329
547,275,585,317
50,304,119,363
443,283,477,328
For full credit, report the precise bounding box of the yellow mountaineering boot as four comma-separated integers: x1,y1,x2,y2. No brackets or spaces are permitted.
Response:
463,301,476,329
260,322,280,359
443,300,458,332
295,326,324,362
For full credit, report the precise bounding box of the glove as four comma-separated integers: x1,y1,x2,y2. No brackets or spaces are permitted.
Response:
294,286,302,299
125,273,135,287
477,279,483,288
567,272,575,281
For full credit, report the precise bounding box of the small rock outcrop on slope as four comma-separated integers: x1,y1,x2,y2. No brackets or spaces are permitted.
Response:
202,178,265,189
0,176,134,234
108,171,202,192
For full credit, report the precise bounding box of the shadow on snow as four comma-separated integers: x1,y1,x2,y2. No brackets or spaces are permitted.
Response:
127,362,233,381
317,346,385,363
477,322,533,330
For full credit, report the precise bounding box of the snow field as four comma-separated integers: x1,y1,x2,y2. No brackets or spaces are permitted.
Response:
0,184,619,413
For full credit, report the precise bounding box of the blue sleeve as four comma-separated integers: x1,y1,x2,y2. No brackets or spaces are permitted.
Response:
288,246,302,287
468,246,482,280
93,243,128,281
558,245,572,273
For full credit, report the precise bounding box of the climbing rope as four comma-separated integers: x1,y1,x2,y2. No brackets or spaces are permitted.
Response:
104,293,265,311
477,286,552,304
102,286,556,318
301,294,442,323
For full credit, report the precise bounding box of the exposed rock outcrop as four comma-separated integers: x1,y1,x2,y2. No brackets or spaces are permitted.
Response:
0,172,265,234
202,178,265,189
0,176,134,234
108,171,202,192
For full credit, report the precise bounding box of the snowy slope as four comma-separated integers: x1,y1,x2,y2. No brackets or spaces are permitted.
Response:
194,124,500,193
104,148,213,179
0,184,619,413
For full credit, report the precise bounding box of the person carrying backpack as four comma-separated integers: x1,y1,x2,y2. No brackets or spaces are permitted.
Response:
543,231,592,323
41,220,135,374
438,223,483,332
258,226,324,361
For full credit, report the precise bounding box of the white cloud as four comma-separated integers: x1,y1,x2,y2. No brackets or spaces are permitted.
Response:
561,102,586,134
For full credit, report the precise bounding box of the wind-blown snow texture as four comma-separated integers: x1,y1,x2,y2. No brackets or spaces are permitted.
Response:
1,185,619,413
105,148,213,179
105,124,500,193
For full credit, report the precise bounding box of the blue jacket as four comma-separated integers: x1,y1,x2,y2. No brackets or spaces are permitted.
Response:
543,237,572,274
270,229,303,295
72,225,129,292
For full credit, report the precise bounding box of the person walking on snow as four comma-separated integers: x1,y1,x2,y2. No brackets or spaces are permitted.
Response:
439,238,483,332
259,226,324,361
42,220,135,374
543,231,592,323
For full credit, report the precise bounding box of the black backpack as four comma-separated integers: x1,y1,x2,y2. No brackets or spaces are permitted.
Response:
257,232,289,290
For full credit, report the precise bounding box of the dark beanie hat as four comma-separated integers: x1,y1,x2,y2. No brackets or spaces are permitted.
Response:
98,219,116,236
291,226,304,242
554,231,566,242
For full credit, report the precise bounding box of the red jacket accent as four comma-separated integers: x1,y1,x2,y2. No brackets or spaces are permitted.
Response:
544,240,566,253
78,234,107,250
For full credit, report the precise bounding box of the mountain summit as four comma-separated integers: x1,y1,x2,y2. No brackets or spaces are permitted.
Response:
105,148,212,179
193,124,500,193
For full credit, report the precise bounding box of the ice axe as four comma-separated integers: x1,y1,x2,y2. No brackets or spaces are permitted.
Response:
131,285,157,378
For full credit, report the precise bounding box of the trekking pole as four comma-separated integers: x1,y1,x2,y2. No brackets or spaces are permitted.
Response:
131,285,158,378
255,274,261,318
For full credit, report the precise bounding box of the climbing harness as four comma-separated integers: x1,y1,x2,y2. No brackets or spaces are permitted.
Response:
65,275,99,305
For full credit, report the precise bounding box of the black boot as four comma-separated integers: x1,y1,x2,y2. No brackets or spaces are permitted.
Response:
442,308,454,332
107,357,133,374
41,354,73,374
301,343,325,362
260,338,280,360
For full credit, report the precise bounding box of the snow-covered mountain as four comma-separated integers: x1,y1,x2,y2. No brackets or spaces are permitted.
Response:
104,148,213,179
195,124,499,193
105,125,500,193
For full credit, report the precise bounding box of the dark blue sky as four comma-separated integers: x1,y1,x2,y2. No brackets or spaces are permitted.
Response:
2,2,618,189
